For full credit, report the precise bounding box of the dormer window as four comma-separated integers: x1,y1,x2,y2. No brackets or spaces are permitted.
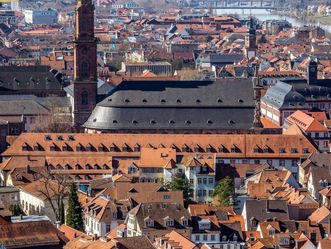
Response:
194,145,200,153
93,164,99,170
181,217,188,226
268,226,276,236
163,216,174,227
75,164,81,170
122,144,129,152
219,145,227,153
103,164,108,170
144,217,154,228
231,146,240,153
291,148,297,154
98,143,105,152
109,144,116,152
182,144,190,152
233,234,238,241
50,143,58,151
279,148,285,154
76,144,84,151
56,135,63,141
134,144,140,152
206,145,212,152
85,164,91,170
198,219,211,230
86,143,94,152
34,143,42,151
302,148,309,153
62,143,71,151
263,146,270,153
279,237,290,246
253,146,260,153
65,164,71,170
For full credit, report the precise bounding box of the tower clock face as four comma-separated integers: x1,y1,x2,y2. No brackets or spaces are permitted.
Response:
310,67,316,72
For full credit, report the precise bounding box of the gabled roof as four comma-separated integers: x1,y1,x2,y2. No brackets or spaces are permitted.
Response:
0,220,67,248
286,110,328,132
308,206,331,224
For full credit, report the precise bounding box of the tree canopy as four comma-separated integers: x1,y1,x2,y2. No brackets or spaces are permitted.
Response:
213,176,234,206
9,204,25,216
66,183,84,231
164,174,191,201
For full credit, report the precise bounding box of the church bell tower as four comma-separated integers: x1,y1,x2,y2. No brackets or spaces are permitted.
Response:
73,0,97,128
245,17,257,60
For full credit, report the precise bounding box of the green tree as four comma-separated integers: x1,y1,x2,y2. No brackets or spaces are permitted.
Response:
213,176,234,206
9,204,25,216
165,174,191,201
66,183,84,231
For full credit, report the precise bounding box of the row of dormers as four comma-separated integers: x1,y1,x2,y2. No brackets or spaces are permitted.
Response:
22,142,310,154
144,216,189,228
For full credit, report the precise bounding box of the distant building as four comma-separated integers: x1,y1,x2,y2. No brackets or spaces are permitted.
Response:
125,202,191,241
121,61,173,77
0,186,19,209
261,60,331,126
24,8,58,25
0,10,16,25
263,20,291,35
0,216,67,249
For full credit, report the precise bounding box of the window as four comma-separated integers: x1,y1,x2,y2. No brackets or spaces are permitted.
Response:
291,160,297,167
106,224,111,233
291,148,297,154
323,141,329,148
203,178,207,184
302,148,309,153
279,148,285,154
195,235,200,241
254,160,260,164
209,190,213,196
198,178,202,184
208,178,214,185
203,190,206,196
81,62,89,78
81,91,89,105
211,234,215,241
279,160,285,167
203,234,208,241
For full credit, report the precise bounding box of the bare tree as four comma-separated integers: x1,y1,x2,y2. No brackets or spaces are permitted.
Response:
37,169,71,224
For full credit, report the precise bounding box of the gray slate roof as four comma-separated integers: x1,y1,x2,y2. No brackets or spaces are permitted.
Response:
84,79,256,131
262,80,331,109
0,65,63,92
0,95,71,115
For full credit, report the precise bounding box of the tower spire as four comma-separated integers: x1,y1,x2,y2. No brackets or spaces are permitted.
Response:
72,0,97,129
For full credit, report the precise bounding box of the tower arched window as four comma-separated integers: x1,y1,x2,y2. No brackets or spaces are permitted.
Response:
81,91,88,105
81,62,89,78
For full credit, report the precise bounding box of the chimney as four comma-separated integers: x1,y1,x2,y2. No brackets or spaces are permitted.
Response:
92,234,98,241
55,221,61,228
266,200,270,212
